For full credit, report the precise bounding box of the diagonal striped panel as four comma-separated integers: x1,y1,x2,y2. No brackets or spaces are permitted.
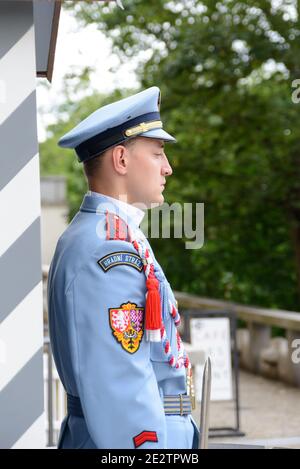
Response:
0,91,38,192
0,2,33,61
0,218,42,324
0,153,41,257
11,413,46,449
0,27,35,125
0,348,44,449
1,0,45,448
0,282,43,392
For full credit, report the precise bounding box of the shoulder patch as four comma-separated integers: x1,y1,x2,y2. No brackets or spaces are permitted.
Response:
97,251,143,272
106,211,132,241
109,302,144,354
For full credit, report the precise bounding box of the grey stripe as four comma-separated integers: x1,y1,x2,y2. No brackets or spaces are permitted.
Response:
0,2,33,61
0,91,38,191
0,347,44,448
0,217,42,323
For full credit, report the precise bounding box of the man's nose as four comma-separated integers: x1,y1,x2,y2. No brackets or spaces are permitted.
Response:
162,154,173,177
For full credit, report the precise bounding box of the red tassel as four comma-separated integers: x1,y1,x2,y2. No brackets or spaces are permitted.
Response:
145,275,162,342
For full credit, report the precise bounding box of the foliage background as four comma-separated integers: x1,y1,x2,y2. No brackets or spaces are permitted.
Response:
40,0,300,311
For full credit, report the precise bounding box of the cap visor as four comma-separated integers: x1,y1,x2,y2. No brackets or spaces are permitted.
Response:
138,128,176,142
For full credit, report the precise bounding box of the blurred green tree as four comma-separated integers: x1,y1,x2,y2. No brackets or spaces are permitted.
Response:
40,0,300,311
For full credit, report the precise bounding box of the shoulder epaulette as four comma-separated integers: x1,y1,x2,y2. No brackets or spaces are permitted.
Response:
105,211,132,242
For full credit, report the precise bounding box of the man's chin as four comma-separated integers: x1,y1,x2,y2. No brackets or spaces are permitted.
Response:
138,193,165,209
149,194,164,209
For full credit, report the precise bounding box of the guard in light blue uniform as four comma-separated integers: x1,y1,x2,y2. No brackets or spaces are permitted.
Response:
48,86,199,449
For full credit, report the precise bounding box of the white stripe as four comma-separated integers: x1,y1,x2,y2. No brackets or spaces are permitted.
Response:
0,154,41,257
0,79,6,104
0,282,43,392
0,26,36,125
11,413,46,449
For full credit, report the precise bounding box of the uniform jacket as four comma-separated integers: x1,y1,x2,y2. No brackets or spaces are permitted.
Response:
47,192,199,449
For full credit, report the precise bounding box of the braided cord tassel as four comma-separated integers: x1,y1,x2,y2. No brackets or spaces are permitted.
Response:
158,299,190,370
132,239,162,342
131,231,194,400
169,299,181,327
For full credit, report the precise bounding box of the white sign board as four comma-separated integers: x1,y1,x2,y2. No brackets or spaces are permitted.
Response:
190,317,233,401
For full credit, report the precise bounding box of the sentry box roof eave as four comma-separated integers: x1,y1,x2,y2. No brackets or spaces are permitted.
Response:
34,0,61,83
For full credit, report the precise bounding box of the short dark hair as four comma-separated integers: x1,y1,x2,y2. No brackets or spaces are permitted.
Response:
83,137,138,180
83,151,105,180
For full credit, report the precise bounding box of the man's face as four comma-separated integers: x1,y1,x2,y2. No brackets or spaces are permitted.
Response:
125,137,173,208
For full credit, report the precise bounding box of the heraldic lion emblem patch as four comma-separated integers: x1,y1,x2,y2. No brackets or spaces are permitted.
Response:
109,302,144,354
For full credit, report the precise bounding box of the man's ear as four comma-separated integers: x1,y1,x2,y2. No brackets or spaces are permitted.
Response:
111,145,129,175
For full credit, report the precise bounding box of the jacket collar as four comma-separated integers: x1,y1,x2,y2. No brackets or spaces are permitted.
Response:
80,191,146,228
